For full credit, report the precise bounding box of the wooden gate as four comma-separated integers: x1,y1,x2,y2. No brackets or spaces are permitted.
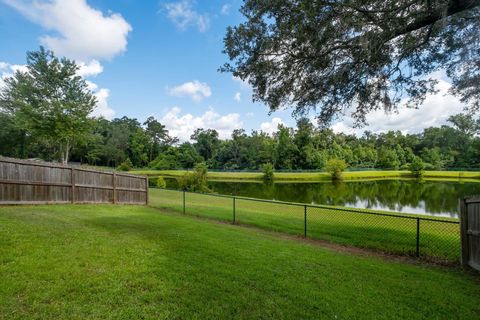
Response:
459,198,480,271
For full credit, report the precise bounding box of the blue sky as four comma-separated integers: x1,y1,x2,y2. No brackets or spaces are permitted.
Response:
0,0,467,141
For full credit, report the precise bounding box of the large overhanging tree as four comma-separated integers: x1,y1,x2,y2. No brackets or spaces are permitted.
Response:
222,0,480,126
0,47,96,164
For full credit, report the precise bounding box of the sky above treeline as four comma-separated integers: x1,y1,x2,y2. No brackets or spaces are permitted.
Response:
0,0,468,142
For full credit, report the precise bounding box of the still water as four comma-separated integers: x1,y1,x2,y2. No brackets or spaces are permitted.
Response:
165,179,480,218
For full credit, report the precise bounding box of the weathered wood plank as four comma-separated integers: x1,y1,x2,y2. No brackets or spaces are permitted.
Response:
74,184,115,190
0,158,147,205
145,176,149,205
0,201,72,205
0,179,71,187
113,172,116,204
71,168,75,204
461,198,480,271
460,198,469,268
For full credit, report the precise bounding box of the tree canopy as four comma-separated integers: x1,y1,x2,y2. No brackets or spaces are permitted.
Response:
0,47,96,163
222,0,480,125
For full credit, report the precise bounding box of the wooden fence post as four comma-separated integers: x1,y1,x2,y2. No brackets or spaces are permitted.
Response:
113,172,116,204
71,167,75,204
145,176,149,205
459,198,469,267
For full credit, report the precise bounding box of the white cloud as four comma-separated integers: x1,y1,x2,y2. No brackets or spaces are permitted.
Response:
91,88,115,120
168,80,212,102
160,106,243,141
331,77,465,136
0,62,27,89
0,62,28,75
246,112,254,117
164,0,209,32
10,64,28,73
85,80,98,91
220,4,230,15
260,117,284,135
83,80,115,119
4,0,132,61
232,75,250,88
77,60,103,78
234,92,241,102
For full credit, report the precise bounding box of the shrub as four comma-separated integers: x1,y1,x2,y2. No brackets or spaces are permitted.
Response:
409,156,425,178
156,176,167,188
149,147,179,170
262,163,274,181
177,162,210,192
325,158,348,180
117,158,133,171
377,148,400,169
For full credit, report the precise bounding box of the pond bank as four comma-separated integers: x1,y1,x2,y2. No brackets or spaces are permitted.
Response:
133,169,480,182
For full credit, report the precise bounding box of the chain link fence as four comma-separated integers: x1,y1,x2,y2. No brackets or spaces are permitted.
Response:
149,188,460,263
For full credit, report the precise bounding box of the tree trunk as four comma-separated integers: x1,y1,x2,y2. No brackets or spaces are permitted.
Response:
19,130,27,159
62,141,70,165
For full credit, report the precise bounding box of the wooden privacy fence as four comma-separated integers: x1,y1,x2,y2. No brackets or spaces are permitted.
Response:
0,157,148,205
460,197,480,271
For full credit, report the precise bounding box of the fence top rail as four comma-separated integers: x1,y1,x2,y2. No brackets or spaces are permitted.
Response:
465,197,480,204
0,157,147,180
115,172,148,179
0,156,71,169
159,187,459,224
74,167,114,175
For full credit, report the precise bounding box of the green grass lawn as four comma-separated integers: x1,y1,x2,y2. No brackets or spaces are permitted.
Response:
0,204,479,319
149,189,460,261
133,169,480,182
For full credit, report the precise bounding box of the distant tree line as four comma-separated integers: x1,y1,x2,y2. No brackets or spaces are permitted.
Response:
1,110,479,171
146,114,480,171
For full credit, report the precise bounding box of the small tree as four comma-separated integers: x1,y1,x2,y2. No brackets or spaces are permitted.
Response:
262,163,274,181
156,176,167,188
409,156,425,178
325,158,347,180
117,158,133,171
177,162,210,192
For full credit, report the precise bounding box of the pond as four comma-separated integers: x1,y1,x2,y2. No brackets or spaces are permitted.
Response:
164,178,480,218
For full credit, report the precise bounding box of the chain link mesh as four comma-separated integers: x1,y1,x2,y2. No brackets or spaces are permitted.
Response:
150,188,460,262
235,198,304,237
307,206,419,255
149,188,183,212
185,192,233,222
419,219,460,262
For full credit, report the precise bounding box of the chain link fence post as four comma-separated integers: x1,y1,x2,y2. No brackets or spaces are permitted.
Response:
304,205,307,238
233,196,236,224
183,190,186,214
416,218,420,257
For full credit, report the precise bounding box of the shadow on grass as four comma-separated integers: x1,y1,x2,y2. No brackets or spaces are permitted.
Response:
151,202,459,262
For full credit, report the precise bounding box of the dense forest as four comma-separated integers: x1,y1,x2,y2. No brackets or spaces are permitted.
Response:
1,111,479,171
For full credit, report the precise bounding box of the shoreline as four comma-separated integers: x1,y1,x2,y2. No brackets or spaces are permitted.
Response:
133,169,480,183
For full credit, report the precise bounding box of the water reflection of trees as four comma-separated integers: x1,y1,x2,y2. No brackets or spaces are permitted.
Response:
207,180,480,217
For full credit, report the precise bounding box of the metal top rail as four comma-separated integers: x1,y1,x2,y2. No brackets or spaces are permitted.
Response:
159,188,459,224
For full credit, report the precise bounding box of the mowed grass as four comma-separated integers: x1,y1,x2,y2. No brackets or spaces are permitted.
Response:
149,189,460,261
1,205,479,319
133,169,480,182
